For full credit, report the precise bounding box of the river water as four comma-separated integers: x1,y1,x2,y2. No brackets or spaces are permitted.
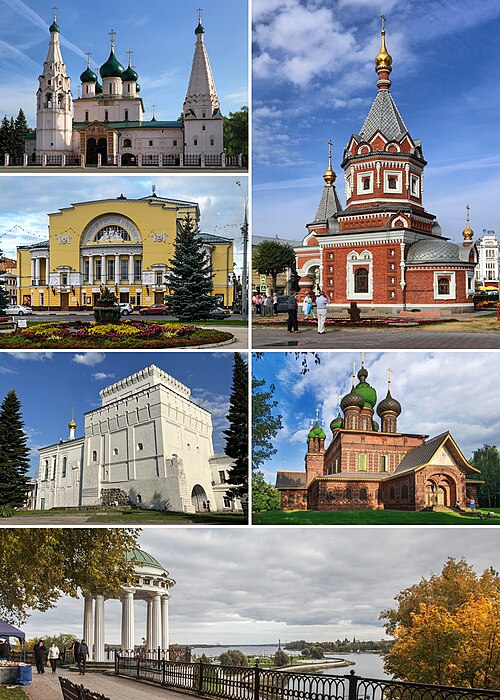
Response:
191,646,390,681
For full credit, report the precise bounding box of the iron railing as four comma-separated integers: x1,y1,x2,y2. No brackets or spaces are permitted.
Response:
114,658,500,700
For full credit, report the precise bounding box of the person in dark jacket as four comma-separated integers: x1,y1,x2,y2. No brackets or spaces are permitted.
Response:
287,292,299,333
34,640,46,674
70,638,80,664
78,639,89,675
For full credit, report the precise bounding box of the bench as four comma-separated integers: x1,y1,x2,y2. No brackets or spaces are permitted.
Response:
59,676,110,700
0,316,15,328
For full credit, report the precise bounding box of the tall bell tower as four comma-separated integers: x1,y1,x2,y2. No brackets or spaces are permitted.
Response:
35,7,73,155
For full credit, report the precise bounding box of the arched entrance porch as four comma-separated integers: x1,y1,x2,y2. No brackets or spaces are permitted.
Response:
86,137,107,165
191,484,208,512
425,475,457,507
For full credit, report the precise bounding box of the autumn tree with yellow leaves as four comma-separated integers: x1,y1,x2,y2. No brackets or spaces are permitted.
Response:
381,558,500,689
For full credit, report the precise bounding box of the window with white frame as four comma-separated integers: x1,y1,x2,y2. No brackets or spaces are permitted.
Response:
433,272,456,300
410,175,420,197
384,170,402,193
357,171,373,194
223,496,232,508
347,251,373,300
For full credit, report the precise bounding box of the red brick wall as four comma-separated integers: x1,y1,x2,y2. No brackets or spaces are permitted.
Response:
324,432,425,475
309,478,381,510
405,267,472,305
280,489,308,510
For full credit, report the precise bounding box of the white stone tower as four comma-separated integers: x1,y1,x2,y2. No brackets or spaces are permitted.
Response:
183,13,224,155
35,8,73,155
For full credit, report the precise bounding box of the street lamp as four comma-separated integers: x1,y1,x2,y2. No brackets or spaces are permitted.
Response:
235,180,248,321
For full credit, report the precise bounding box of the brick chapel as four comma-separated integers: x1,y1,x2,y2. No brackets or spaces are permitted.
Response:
294,18,477,313
276,361,482,512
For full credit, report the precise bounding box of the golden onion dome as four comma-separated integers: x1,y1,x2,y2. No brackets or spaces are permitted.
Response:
375,16,393,73
323,164,336,186
462,204,474,241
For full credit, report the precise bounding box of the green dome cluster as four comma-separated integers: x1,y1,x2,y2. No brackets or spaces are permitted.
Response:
354,380,377,408
100,49,125,79
307,422,326,441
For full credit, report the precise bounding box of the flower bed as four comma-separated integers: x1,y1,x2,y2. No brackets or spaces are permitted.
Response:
0,320,233,349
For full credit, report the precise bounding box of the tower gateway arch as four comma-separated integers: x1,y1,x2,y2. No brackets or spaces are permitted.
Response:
82,548,175,661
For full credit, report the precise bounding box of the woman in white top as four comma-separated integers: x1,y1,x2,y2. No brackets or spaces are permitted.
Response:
48,642,60,674
302,294,311,317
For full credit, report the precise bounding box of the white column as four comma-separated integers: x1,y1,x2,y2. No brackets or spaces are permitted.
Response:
101,255,106,284
31,258,35,284
114,255,120,283
128,255,134,284
161,595,169,653
35,258,40,285
45,257,50,285
152,594,162,650
120,591,135,656
88,255,94,284
146,597,153,650
94,595,105,662
83,595,94,661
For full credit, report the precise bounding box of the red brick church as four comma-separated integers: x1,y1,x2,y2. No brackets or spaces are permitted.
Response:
276,362,482,512
295,18,477,313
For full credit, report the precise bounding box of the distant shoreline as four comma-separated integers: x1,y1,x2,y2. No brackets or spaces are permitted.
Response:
277,659,356,672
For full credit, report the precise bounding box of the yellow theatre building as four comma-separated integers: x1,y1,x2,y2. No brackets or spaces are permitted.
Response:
16,190,234,310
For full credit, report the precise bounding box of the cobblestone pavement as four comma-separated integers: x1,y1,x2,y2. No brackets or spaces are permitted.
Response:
252,327,500,349
25,669,199,700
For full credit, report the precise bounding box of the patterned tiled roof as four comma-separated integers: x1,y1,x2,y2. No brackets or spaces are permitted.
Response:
392,432,450,476
276,471,306,488
313,185,343,223
406,240,462,264
359,90,408,142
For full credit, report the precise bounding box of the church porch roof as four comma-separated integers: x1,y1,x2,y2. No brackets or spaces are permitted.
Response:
276,471,306,489
392,431,479,477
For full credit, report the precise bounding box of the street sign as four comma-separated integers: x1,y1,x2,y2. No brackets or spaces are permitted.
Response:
17,319,27,328
260,285,267,295
259,275,266,284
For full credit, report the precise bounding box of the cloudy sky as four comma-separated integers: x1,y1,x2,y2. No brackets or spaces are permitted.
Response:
252,0,500,244
254,351,500,483
0,175,248,273
20,527,500,646
0,351,241,475
0,0,248,125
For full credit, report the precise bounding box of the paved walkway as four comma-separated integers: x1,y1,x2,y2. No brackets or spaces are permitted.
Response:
25,670,195,700
252,327,500,349
5,513,193,525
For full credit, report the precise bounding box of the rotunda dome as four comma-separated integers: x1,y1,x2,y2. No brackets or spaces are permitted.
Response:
126,548,164,570
406,239,461,264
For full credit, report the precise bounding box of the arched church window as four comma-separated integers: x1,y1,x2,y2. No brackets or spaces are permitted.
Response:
326,489,335,501
210,139,214,146
57,95,62,108
47,95,53,108
438,277,450,295
62,457,67,478
85,111,89,121
344,487,352,501
388,177,397,189
359,488,368,501
124,110,129,121
92,451,97,461
137,443,143,451
354,267,369,294
105,110,109,121
95,225,131,242
113,448,118,456
402,485,409,500
194,139,198,146
202,112,206,118
123,139,132,148
362,177,370,190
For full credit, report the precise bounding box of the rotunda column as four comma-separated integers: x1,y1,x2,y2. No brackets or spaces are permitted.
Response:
114,255,120,283
146,597,153,651
30,258,35,285
120,590,135,656
152,593,162,650
161,594,170,654
88,255,94,284
45,257,50,285
94,594,105,662
83,595,94,661
129,255,134,284
35,257,40,285
101,255,106,284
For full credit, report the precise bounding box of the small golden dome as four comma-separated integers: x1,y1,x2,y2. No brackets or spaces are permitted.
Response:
375,15,392,73
462,204,474,241
323,164,336,186
68,419,77,429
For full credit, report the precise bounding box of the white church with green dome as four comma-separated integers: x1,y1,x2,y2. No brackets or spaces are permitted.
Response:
25,9,224,167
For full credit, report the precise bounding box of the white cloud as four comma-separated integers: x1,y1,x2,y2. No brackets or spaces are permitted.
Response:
6,352,53,361
72,353,106,367
92,372,115,381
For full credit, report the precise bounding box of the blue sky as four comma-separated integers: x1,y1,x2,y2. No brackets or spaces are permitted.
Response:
253,351,500,484
0,0,248,125
253,0,500,244
0,175,248,273
0,351,241,475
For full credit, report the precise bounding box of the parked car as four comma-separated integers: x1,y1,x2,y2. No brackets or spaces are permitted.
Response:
119,302,133,315
209,307,231,320
138,304,169,315
6,305,33,316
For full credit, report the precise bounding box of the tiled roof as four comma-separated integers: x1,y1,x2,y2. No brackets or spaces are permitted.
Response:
276,471,306,489
313,185,343,223
392,432,450,476
198,232,232,244
18,240,49,250
359,90,408,142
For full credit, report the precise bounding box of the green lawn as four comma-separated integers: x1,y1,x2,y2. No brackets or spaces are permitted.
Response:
10,507,246,525
253,508,500,525
0,688,27,699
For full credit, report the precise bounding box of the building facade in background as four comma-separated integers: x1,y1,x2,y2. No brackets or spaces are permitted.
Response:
16,190,234,309
475,230,499,289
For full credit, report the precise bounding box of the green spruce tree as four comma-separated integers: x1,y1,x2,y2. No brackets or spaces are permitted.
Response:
0,389,31,507
166,213,217,321
0,116,14,157
224,353,248,501
13,109,30,158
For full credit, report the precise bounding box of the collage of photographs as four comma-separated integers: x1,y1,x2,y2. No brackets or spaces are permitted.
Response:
0,1,499,699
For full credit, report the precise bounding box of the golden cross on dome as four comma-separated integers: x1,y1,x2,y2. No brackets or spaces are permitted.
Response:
85,52,91,68
361,351,365,367
197,8,203,22
109,29,116,49
127,50,134,66
315,407,320,423
352,361,357,378
327,139,333,167
381,14,386,32
52,4,57,20
387,367,392,387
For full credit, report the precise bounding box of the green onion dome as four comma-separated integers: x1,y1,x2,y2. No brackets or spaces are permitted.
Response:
340,387,365,412
307,422,326,440
355,380,377,409
195,20,205,35
136,83,141,93
330,413,344,431
372,419,380,432
122,65,138,82
95,82,103,94
49,19,60,33
100,49,125,79
80,66,98,83
377,390,402,417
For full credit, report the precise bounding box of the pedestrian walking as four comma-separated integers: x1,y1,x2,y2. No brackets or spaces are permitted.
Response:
48,642,60,674
263,294,273,316
287,292,299,333
206,499,211,512
252,293,261,316
272,292,278,315
70,638,80,665
34,640,46,674
315,290,328,334
78,639,89,675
